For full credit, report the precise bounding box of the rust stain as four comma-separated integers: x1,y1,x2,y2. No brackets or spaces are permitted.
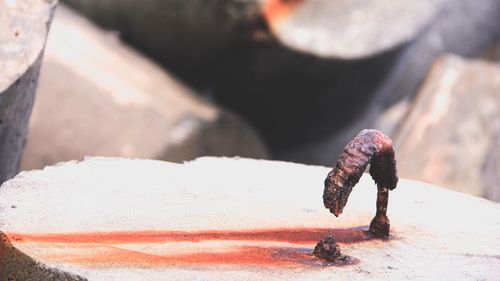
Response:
5,227,372,268
7,227,373,245
262,0,304,28
46,245,324,268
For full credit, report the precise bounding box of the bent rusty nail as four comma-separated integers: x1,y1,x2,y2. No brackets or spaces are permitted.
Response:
323,129,398,237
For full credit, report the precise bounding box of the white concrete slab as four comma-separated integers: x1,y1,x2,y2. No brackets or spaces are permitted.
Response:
1,157,499,280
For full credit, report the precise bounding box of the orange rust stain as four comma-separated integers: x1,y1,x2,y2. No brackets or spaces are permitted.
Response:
48,245,321,268
7,227,372,245
262,0,304,28
5,227,371,268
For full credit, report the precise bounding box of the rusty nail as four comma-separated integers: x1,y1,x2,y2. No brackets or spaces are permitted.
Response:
323,129,398,237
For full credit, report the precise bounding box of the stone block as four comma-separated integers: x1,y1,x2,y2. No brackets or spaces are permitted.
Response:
276,0,500,164
263,0,445,58
21,5,268,170
394,55,500,201
1,157,499,280
59,0,500,163
59,0,446,149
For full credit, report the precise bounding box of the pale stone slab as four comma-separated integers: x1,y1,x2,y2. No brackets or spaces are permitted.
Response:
1,157,499,280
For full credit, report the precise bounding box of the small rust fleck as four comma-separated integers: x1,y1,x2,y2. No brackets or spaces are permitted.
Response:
262,0,305,27
323,129,398,238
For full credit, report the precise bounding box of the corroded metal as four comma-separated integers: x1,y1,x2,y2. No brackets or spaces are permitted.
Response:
323,129,398,237
313,234,343,262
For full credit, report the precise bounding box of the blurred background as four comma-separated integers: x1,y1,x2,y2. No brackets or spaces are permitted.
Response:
18,0,500,201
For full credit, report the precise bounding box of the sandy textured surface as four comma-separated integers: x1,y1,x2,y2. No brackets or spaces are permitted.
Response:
1,157,499,280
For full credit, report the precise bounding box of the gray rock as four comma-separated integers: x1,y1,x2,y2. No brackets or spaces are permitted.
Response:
61,0,263,85
61,0,448,60
21,5,267,170
481,41,500,63
264,0,445,58
483,134,500,202
205,0,500,154
278,0,500,165
373,0,500,108
0,0,57,183
393,55,500,201
59,0,445,149
59,0,500,160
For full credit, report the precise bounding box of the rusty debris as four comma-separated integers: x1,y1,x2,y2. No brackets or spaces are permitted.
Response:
323,129,398,237
313,234,345,263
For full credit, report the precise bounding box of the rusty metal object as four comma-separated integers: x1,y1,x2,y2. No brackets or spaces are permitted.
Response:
323,129,398,237
312,234,344,263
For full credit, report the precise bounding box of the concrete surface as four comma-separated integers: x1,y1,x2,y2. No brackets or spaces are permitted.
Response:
0,0,57,183
1,157,499,280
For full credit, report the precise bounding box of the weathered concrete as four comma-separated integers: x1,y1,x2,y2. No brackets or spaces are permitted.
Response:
20,5,268,170
1,157,499,280
0,0,57,183
393,55,500,201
